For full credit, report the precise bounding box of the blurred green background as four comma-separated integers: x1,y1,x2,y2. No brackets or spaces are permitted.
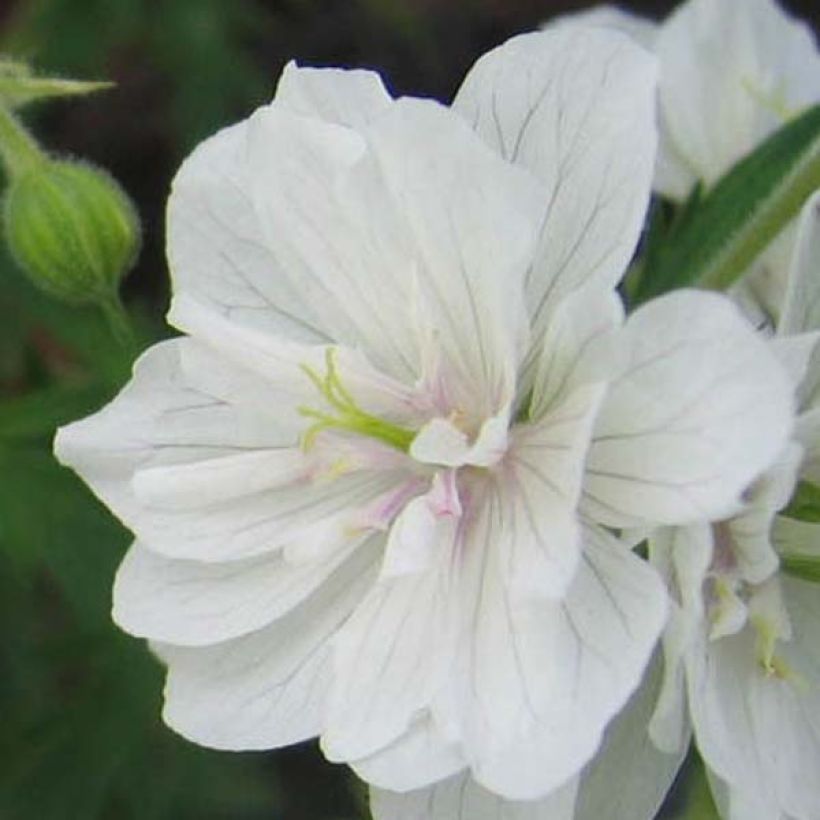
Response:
0,1,816,818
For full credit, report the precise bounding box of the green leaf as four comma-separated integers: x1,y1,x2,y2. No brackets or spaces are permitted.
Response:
780,480,820,524
780,553,820,584
634,104,820,303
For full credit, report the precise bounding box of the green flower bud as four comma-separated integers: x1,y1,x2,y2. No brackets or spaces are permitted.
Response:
3,158,140,306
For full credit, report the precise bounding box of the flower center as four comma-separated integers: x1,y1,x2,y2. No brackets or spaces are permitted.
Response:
298,348,417,452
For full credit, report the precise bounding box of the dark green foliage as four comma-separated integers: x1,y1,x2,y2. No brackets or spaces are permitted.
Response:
632,104,820,303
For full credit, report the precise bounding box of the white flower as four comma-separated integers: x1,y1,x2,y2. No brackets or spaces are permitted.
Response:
55,27,794,809
645,192,820,820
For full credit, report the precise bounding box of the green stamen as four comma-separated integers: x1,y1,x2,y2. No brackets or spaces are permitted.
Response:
298,348,416,453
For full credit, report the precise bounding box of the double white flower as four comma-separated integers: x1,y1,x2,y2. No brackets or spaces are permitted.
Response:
56,24,795,816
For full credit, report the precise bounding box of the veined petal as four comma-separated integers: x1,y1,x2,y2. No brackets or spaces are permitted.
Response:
655,0,820,197
727,442,802,585
379,472,460,579
322,528,458,763
528,283,623,420
501,382,607,600
273,61,392,127
779,192,820,338
449,519,667,799
410,407,510,469
112,534,366,646
166,119,330,346
574,654,689,820
55,338,406,562
687,575,820,820
352,715,465,792
248,96,543,405
780,191,820,411
648,524,712,753
583,290,794,529
159,537,381,750
370,770,579,820
547,5,659,50
453,27,658,351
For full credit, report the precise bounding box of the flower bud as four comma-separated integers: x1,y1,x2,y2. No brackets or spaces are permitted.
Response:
3,158,140,305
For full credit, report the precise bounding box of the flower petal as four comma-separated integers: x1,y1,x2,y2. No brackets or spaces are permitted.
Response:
780,190,820,411
167,119,330,346
727,442,801,585
687,575,820,820
322,518,459,763
501,382,607,600
448,520,667,799
573,654,689,820
352,716,465,792
370,770,578,820
453,27,657,349
55,338,404,562
648,524,712,752
548,4,659,50
528,283,623,420
583,290,794,528
159,537,381,750
247,96,543,404
112,535,366,646
273,61,392,127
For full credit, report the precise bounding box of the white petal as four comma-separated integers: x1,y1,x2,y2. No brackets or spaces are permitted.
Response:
453,27,657,348
380,473,460,579
448,519,667,799
780,191,820,411
502,383,607,600
768,332,820,395
274,62,392,127
655,0,820,196
648,525,712,753
112,535,364,646
780,191,820,337
727,442,802,585
574,654,689,820
55,338,405,562
529,283,624,421
687,575,820,820
370,770,578,820
159,537,381,750
583,290,794,528
322,533,458,763
352,716,465,792
410,407,510,469
166,118,330,346
248,96,543,404
547,5,659,50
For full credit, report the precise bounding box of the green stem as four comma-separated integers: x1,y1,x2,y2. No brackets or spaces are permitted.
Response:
0,104,45,179
697,127,820,291
99,293,136,351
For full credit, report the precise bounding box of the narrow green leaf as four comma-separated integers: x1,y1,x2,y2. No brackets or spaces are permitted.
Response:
634,104,820,303
780,552,820,584
781,480,820,524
